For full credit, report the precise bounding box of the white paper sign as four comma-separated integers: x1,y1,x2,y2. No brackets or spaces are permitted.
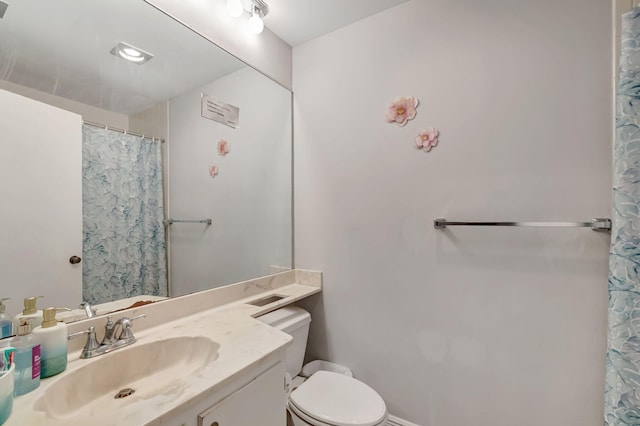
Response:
201,94,239,128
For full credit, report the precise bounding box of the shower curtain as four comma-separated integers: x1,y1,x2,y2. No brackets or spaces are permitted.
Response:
82,125,167,304
606,8,640,425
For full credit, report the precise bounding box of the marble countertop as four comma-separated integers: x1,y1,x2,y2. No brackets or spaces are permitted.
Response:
4,269,321,425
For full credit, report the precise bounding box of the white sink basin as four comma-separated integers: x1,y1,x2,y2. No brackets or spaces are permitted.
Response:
34,336,219,419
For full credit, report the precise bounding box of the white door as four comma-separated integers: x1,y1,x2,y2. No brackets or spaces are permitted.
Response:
0,89,83,317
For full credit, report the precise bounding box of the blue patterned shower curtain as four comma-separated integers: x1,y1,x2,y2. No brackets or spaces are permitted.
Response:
82,125,167,304
606,8,640,425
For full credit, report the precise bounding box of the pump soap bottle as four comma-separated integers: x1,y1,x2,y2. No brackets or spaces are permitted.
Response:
32,307,70,378
12,322,40,396
0,299,11,339
13,296,43,332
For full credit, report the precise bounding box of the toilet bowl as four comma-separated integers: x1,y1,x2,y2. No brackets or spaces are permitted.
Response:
288,370,388,426
258,307,389,426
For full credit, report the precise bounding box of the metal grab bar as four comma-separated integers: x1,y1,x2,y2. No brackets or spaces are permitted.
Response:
434,218,611,232
164,218,212,226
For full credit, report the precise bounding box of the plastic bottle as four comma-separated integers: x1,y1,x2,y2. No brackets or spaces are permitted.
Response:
0,339,14,373
32,308,69,378
13,296,43,332
0,299,12,339
12,322,40,396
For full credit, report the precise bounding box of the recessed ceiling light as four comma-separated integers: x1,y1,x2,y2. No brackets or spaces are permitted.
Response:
109,42,153,65
122,47,142,58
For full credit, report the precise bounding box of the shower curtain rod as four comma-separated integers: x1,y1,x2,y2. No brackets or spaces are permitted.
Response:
83,120,165,143
433,217,612,231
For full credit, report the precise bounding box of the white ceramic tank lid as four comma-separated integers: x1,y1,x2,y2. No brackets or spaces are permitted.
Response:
290,371,387,426
257,306,310,333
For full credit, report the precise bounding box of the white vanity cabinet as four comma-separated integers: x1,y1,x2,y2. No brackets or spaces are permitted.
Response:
154,360,287,426
197,361,286,426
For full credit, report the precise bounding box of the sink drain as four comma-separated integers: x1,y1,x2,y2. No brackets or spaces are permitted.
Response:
114,388,135,399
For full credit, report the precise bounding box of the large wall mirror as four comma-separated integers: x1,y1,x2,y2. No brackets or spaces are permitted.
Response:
0,0,292,322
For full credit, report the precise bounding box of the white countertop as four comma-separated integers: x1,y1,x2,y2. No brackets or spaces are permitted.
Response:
4,269,322,425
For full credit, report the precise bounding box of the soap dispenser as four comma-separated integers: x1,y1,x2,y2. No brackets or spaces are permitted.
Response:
12,322,40,396
32,308,70,378
0,299,11,339
13,296,43,332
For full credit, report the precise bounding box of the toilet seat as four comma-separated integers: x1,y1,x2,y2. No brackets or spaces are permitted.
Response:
288,401,337,426
289,371,388,426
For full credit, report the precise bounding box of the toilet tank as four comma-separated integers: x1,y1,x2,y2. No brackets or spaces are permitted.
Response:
258,306,311,377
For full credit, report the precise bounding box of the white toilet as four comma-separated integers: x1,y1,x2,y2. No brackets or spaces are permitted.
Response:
258,306,388,426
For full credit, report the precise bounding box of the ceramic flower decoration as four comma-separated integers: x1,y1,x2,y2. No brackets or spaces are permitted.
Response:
385,96,419,127
209,164,219,178
415,127,439,152
217,138,230,156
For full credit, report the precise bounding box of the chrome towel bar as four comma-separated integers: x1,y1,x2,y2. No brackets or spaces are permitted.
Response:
434,218,611,232
164,218,212,226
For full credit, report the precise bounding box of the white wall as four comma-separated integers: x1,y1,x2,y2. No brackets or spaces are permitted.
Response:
293,1,612,425
168,67,292,296
0,89,83,318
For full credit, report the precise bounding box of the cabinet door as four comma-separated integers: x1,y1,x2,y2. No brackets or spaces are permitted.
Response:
198,362,286,426
0,89,83,316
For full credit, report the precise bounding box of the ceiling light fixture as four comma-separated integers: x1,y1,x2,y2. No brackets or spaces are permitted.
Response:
226,0,269,35
226,0,243,18
109,42,153,65
247,4,264,34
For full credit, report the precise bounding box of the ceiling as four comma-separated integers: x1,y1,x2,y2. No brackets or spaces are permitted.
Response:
0,0,409,114
0,0,246,114
263,0,410,46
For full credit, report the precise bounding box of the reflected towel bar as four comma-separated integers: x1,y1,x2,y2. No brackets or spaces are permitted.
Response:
433,218,611,232
164,219,212,226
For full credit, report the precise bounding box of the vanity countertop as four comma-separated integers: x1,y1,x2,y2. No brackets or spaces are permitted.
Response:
4,269,321,425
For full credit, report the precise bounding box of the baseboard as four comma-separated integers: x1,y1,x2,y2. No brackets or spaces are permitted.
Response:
388,414,422,426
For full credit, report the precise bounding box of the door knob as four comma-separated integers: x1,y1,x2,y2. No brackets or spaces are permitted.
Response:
69,255,82,264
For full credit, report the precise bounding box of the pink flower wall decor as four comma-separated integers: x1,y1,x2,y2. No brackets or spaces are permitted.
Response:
209,164,219,178
415,127,439,152
217,138,230,156
385,96,419,127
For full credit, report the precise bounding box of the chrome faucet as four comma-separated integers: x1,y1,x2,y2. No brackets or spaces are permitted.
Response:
68,314,146,359
100,315,118,346
79,302,97,318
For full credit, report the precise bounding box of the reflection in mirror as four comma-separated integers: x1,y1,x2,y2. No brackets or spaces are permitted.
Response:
0,0,292,322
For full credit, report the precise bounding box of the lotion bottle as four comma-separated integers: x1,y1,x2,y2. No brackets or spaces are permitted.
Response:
12,322,40,396
0,299,12,339
13,296,43,332
32,308,70,378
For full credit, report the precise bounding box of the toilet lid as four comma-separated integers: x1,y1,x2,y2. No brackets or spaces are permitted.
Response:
289,371,387,426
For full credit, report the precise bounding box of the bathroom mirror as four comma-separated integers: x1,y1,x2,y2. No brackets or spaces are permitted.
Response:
0,0,292,321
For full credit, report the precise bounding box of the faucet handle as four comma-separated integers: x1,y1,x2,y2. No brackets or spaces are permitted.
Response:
68,326,100,359
117,314,146,344
79,302,97,318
